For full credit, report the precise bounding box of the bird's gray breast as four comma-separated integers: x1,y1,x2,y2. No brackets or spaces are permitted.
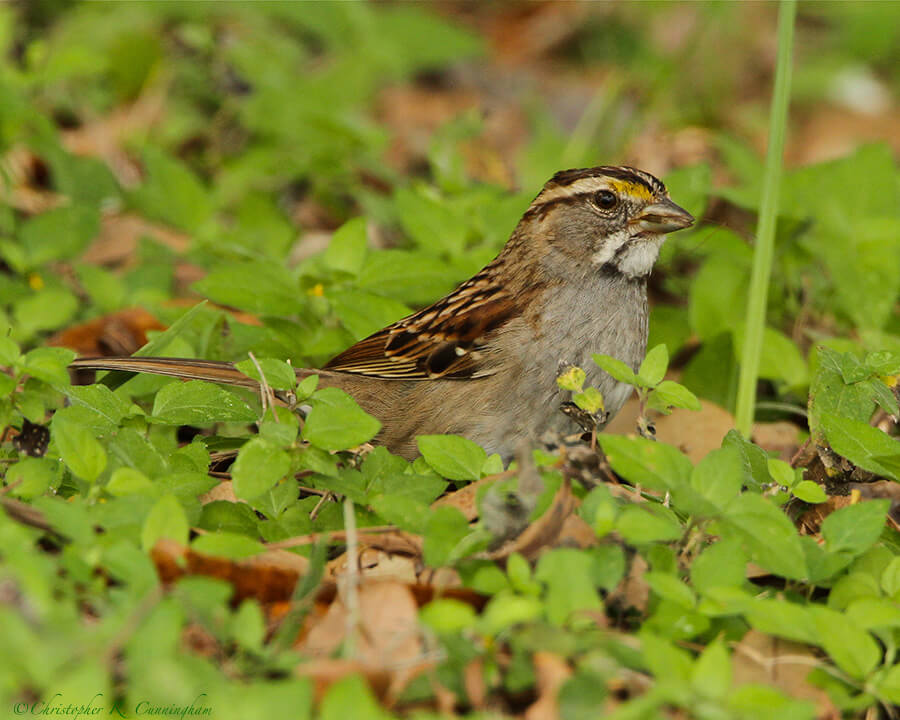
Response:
532,272,649,431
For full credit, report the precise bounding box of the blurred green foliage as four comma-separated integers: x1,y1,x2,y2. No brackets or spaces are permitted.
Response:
0,2,898,718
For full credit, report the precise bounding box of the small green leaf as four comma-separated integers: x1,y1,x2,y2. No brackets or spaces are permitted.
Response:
647,380,701,413
232,437,291,501
417,434,487,481
141,494,188,551
235,357,297,391
722,494,806,580
52,409,107,483
638,344,668,387
599,435,692,493
423,506,471,567
324,217,368,276
591,353,638,385
691,539,746,594
792,480,827,504
692,639,731,700
536,548,603,625
19,347,76,386
152,380,257,425
616,505,682,543
420,598,477,634
4,458,56,499
820,412,900,479
192,532,265,559
556,365,586,392
811,606,880,679
645,572,695,609
302,387,381,451
821,500,889,557
573,387,604,414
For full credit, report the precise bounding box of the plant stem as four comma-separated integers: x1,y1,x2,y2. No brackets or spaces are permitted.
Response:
735,0,797,437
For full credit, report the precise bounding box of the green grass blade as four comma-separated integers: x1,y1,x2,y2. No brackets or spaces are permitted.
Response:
735,0,797,437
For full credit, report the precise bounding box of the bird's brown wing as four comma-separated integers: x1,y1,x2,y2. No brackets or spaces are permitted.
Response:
324,270,519,380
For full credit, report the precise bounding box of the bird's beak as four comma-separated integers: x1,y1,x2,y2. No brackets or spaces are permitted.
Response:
631,198,694,234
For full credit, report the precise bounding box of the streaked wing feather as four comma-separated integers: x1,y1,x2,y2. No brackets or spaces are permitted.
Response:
325,271,517,380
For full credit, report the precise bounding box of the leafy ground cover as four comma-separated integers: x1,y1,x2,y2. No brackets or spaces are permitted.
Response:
1,2,899,719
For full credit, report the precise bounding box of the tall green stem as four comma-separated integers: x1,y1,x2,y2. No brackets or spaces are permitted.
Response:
735,0,797,437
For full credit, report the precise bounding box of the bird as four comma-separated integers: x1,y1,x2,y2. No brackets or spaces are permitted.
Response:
70,166,694,460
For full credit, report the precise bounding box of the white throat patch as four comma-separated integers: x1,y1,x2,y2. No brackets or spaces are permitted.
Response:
614,235,666,278
590,229,631,267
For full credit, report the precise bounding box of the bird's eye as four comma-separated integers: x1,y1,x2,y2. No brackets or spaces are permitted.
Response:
595,190,617,209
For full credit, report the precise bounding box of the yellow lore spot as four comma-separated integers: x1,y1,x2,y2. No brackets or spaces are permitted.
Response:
308,283,324,297
607,179,654,202
28,273,44,290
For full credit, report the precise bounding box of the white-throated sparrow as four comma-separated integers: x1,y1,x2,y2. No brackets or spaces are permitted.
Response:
71,166,694,459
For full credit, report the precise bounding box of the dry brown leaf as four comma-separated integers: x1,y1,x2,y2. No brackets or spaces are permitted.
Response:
524,652,573,720
732,630,839,720
482,478,576,562
463,658,488,711
83,211,189,267
752,421,802,461
50,307,165,357
151,539,308,604
298,580,425,674
198,480,240,505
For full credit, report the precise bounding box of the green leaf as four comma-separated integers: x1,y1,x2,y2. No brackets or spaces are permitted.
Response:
573,387,604,414
734,325,808,387
193,261,303,316
878,663,900,705
792,480,828,504
689,444,745,512
66,384,133,431
130,146,212,232
320,673,391,720
235,357,298,391
302,387,381,451
616,505,682,544
324,217,368,276
598,435,692,492
231,600,265,653
423,506,471,567
152,380,257,425
420,598,477,634
638,344,668,387
327,288,410,340
536,548,603,625
106,467,155,497
811,606,880,680
417,434,487,481
51,408,107,483
556,365,586,392
691,639,731,700
591,353,638,385
141,494,188,551
644,572,695,609
745,599,818,644
691,539,747,594
821,500,889,556
722,494,806,580
4,457,56,499
18,347,75,386
192,532,265,560
20,204,100,267
820,411,900,479
647,380,701,414
232,437,292,501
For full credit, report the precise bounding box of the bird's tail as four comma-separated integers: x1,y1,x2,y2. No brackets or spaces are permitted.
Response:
69,356,264,389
